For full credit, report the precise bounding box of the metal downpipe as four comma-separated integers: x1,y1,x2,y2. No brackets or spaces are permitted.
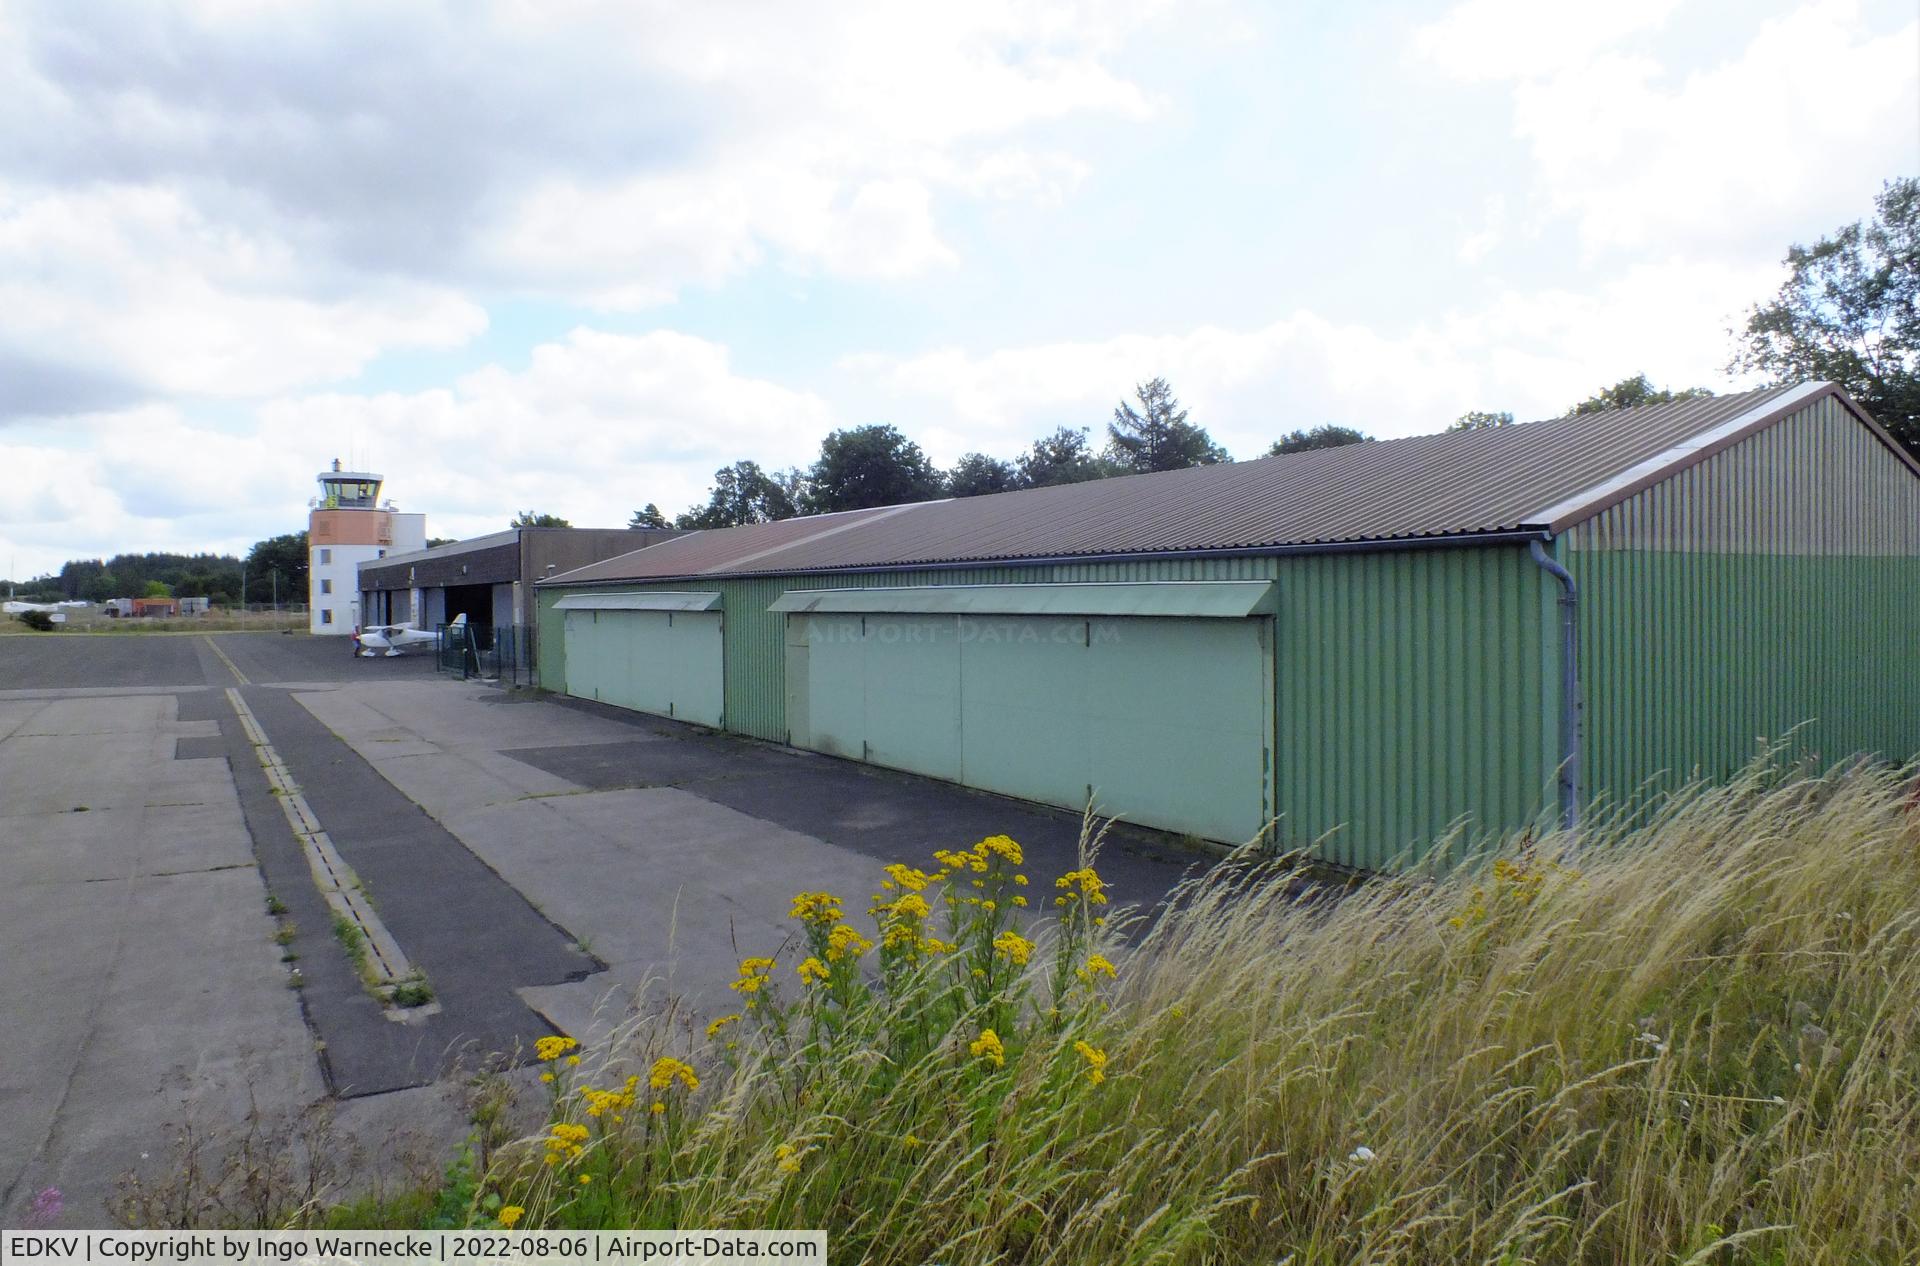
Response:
1529,538,1581,833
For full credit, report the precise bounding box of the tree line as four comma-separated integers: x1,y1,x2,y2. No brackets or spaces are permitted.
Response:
620,375,1229,530
6,535,314,606
616,177,1916,531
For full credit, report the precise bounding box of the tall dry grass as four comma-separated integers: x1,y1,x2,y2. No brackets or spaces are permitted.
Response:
414,763,1920,1260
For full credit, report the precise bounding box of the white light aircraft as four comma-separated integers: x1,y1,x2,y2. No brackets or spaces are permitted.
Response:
355,612,463,657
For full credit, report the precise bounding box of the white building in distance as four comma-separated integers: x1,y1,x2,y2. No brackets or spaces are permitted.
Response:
306,461,426,634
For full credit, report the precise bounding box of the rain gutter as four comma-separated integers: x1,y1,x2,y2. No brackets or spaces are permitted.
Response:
1528,536,1581,833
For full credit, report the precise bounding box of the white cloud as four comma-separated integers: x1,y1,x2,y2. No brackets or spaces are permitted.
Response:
0,0,1157,373
0,405,313,578
849,255,1774,462
1417,0,1919,259
1456,193,1508,263
1412,0,1684,80
1,327,841,576
0,185,486,407
260,328,842,538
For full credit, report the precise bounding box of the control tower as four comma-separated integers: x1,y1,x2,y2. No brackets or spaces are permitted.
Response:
307,460,427,634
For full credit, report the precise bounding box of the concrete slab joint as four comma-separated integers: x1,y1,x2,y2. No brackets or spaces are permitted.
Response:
224,687,423,1005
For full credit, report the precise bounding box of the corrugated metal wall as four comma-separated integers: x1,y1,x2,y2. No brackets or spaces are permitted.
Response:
1569,395,1920,814
539,547,1563,868
1271,545,1557,868
697,557,1285,746
533,399,1920,868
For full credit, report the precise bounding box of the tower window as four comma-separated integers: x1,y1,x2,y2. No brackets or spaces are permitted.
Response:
320,579,333,594
318,548,332,565
321,609,334,625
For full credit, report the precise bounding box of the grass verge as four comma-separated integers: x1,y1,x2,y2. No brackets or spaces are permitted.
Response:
138,760,1920,1262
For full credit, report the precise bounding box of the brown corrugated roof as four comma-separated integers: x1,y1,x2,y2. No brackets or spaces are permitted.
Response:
547,383,1882,585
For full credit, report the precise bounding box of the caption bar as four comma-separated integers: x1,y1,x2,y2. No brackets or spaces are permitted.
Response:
2,1232,825,1266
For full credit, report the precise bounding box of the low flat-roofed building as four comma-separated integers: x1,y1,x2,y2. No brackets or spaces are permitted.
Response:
357,525,681,663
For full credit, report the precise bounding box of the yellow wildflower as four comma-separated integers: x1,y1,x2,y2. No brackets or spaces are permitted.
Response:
535,1035,579,1062
932,847,975,872
1077,953,1118,983
979,834,1024,865
579,1076,639,1118
903,1134,923,1149
1013,874,1029,886
498,1206,523,1229
825,924,873,962
883,863,934,892
706,1013,741,1038
544,1121,588,1161
650,1101,665,1115
649,1056,699,1093
1056,868,1109,906
539,1072,554,1083
993,930,1035,966
1074,1040,1108,1085
578,1174,592,1185
796,956,830,986
730,957,776,994
789,892,843,926
921,936,955,954
565,1054,580,1066
887,891,931,921
969,1028,1006,1068
774,1143,801,1174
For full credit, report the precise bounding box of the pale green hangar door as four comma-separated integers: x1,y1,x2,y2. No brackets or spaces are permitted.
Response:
776,583,1275,844
555,592,724,728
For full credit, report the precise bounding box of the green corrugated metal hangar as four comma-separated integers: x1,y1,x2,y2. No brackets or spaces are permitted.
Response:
537,382,1920,868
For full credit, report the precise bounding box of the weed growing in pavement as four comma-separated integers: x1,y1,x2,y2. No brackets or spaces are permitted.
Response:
330,913,371,984
389,973,435,1009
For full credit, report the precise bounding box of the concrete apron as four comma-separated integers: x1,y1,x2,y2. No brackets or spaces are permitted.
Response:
294,684,884,1048
0,693,322,1223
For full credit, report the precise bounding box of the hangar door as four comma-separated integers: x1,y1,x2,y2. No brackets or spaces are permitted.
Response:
777,583,1274,844
556,592,724,728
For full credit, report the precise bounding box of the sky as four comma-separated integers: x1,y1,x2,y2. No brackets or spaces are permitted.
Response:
1,0,1915,578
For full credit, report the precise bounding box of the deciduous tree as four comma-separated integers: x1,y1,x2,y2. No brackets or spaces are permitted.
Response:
804,425,945,514
1015,426,1111,488
1569,375,1711,416
676,461,801,528
946,453,1017,498
1269,424,1371,453
1733,177,1920,456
